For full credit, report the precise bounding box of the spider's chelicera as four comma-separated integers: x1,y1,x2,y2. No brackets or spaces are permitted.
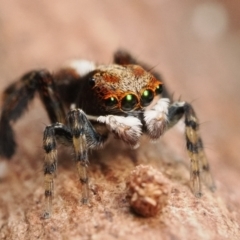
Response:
0,50,215,218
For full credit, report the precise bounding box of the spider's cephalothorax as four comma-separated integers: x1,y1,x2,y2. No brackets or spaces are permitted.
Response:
89,64,163,112
0,50,215,218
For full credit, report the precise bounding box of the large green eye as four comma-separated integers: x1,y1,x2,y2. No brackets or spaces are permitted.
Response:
104,96,118,107
140,89,154,107
121,94,138,111
155,84,163,95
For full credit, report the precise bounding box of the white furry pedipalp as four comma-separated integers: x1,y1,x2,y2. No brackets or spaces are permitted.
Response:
97,115,142,148
144,98,170,139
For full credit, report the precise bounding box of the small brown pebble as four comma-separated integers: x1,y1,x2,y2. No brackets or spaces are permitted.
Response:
126,165,169,217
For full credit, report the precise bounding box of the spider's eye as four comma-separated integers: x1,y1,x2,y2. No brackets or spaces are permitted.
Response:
104,96,118,107
140,89,154,107
121,94,138,111
155,84,163,95
89,77,95,87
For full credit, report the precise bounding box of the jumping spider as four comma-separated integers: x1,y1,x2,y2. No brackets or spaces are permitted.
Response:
0,50,215,218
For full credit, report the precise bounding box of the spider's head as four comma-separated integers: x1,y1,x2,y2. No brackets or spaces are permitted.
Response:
89,64,163,114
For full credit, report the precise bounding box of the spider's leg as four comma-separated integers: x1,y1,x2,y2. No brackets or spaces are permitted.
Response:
53,67,88,107
43,122,72,219
113,49,138,65
68,109,108,204
0,70,65,158
168,101,215,196
37,71,66,124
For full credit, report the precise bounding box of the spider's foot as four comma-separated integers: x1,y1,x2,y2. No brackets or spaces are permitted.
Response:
42,211,51,219
192,184,202,198
80,180,89,205
203,173,216,192
209,185,216,192
194,191,202,198
81,197,89,205
191,176,202,198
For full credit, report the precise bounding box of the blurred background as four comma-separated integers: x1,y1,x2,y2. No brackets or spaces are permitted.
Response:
0,0,239,234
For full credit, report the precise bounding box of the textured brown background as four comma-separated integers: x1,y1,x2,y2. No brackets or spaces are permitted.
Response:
0,0,240,239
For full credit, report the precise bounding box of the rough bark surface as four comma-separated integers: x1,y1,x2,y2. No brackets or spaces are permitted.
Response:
0,1,240,240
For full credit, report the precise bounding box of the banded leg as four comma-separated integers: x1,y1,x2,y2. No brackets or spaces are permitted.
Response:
43,123,72,219
169,102,215,196
0,70,65,158
68,109,108,204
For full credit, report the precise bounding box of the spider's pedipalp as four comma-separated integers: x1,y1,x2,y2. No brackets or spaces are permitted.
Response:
144,98,169,139
97,115,142,148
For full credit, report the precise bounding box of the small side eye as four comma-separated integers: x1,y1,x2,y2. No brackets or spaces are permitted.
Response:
155,84,163,95
140,89,154,107
121,94,138,111
104,96,118,107
89,77,95,87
